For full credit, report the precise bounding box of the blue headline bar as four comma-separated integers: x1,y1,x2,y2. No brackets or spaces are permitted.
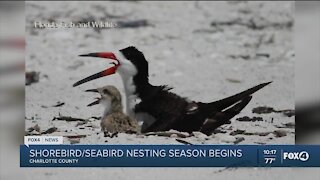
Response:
20,145,320,167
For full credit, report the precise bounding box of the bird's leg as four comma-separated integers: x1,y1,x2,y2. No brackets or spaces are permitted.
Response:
103,131,110,137
103,129,118,138
110,132,118,138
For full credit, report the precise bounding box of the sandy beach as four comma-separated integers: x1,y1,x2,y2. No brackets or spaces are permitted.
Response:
26,1,294,145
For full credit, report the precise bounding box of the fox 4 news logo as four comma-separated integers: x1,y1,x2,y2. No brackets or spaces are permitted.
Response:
283,151,310,162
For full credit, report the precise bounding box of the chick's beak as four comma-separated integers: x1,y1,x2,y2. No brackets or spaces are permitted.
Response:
87,97,101,107
85,89,99,93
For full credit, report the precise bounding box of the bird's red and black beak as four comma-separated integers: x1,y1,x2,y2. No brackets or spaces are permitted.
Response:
73,52,120,87
85,88,101,106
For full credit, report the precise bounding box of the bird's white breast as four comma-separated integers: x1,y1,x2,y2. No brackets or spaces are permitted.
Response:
115,51,155,129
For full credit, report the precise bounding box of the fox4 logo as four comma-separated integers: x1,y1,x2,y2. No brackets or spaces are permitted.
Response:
283,151,310,162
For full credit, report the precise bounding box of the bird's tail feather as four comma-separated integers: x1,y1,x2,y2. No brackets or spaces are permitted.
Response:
203,81,271,112
200,96,253,135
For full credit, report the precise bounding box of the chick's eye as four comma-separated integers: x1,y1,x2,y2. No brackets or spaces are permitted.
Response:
103,89,110,95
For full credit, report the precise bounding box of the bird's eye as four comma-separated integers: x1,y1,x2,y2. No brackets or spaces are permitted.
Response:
103,89,111,95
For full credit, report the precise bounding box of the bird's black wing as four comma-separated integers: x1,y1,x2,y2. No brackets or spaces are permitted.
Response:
201,82,271,113
136,88,189,133
198,82,272,135
200,96,252,135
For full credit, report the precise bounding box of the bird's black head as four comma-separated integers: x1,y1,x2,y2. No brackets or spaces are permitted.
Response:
119,46,145,62
119,46,149,81
73,46,149,87
120,46,148,74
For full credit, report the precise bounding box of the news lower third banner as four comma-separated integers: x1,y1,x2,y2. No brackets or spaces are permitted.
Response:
20,144,320,167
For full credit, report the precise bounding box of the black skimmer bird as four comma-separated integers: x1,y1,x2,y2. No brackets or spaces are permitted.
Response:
86,85,140,135
73,46,271,135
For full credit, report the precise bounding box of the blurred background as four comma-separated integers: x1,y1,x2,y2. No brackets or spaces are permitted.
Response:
0,1,319,180
0,1,25,179
295,1,320,144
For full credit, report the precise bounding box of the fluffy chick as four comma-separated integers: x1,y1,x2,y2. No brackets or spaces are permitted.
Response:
86,85,140,135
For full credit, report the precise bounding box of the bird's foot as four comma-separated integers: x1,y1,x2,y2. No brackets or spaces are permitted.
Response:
110,132,118,138
104,131,118,138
